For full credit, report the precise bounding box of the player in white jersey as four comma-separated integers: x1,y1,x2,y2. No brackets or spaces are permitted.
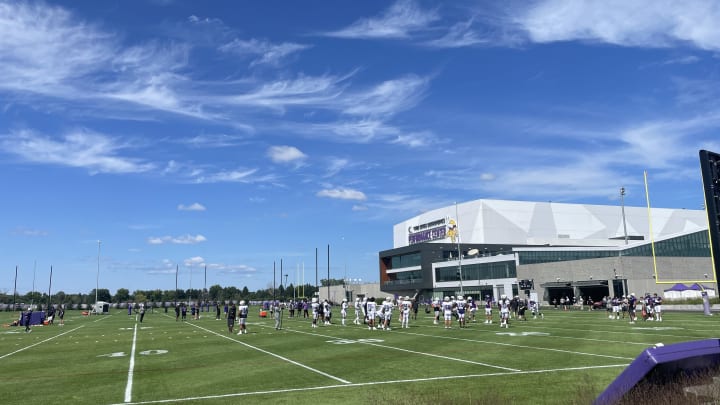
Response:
498,295,511,328
353,298,362,325
237,300,249,334
611,297,621,319
381,296,394,330
442,296,454,329
341,298,348,326
529,299,543,319
433,299,440,324
399,296,411,328
323,299,332,325
310,297,320,328
366,297,377,330
455,296,467,328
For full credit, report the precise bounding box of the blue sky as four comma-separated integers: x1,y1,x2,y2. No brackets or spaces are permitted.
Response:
2,0,719,296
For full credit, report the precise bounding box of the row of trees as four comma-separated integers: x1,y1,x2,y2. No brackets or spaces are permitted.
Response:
0,280,348,307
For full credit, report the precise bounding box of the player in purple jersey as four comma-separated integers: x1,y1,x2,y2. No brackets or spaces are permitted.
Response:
653,293,663,322
468,298,477,323
484,295,493,324
628,293,637,324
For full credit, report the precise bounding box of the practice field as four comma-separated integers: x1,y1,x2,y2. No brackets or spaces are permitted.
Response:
1,307,718,405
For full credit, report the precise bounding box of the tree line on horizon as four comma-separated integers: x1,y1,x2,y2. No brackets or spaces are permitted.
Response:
1,278,350,308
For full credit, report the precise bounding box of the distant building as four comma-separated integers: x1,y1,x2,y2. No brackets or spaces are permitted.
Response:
379,199,712,304
318,283,384,304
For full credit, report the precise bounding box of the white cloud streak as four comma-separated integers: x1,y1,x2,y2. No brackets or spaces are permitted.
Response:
267,145,307,164
317,187,367,201
178,203,206,211
324,0,439,39
0,129,154,174
219,38,311,67
514,0,720,50
147,234,207,245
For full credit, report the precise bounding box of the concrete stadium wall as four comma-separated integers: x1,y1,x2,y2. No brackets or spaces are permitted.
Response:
518,256,715,304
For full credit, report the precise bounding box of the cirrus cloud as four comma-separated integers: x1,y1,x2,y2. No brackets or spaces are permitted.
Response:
317,187,367,201
147,234,207,245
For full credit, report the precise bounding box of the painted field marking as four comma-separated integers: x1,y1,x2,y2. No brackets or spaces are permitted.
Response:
514,321,704,343
496,331,549,337
124,322,138,403
274,325,520,372
0,325,84,360
397,330,634,361
186,321,351,384
327,338,384,344
110,363,627,405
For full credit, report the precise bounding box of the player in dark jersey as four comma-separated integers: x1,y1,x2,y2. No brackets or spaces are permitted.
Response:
58,305,65,326
227,303,237,334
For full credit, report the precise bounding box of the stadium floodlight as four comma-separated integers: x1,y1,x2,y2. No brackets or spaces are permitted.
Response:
95,240,101,310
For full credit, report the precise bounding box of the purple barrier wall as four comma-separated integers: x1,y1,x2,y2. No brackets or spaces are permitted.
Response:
594,338,720,404
18,311,46,326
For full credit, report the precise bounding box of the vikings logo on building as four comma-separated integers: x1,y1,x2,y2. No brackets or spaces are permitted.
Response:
447,219,458,243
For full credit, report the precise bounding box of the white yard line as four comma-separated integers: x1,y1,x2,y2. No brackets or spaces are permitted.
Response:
124,322,139,403
396,330,634,360
283,325,520,372
186,321,351,385
111,363,627,405
0,325,84,360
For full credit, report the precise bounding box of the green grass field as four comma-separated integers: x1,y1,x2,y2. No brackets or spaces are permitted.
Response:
1,307,717,405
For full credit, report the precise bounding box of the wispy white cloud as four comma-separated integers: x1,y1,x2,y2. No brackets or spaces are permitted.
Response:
0,129,155,174
661,55,701,65
324,0,439,39
12,227,48,237
424,18,489,48
183,256,205,267
219,38,311,67
342,74,429,117
147,234,207,245
178,133,253,148
324,158,350,178
191,168,281,185
0,1,116,94
178,202,206,211
223,73,350,113
267,145,307,164
514,0,720,50
391,131,439,148
206,262,257,274
317,187,367,201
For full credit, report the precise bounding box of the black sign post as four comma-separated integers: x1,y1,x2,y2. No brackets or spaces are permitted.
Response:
699,150,720,282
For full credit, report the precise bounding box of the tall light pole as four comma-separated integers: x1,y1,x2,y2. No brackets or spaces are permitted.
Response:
620,187,628,245
96,240,101,306
455,202,464,296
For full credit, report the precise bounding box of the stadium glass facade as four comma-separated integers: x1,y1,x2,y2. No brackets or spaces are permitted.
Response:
379,199,714,304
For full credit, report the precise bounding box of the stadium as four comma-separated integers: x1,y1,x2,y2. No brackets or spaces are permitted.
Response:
379,198,715,304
